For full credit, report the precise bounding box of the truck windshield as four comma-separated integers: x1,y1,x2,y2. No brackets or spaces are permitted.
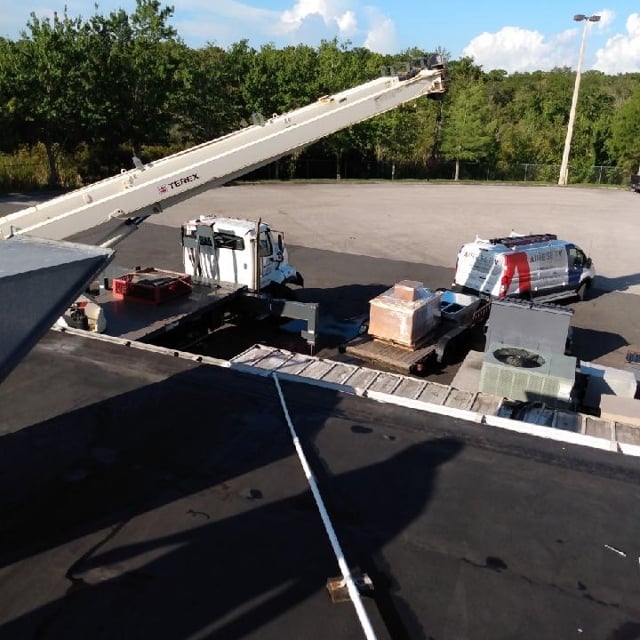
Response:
258,231,273,257
213,231,244,251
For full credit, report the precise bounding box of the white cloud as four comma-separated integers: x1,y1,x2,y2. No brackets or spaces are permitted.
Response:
463,26,577,73
270,0,396,53
593,9,615,31
276,0,358,34
593,13,640,74
462,10,640,74
554,28,578,47
362,7,396,53
336,10,358,38
280,0,330,32
269,0,355,44
363,19,395,53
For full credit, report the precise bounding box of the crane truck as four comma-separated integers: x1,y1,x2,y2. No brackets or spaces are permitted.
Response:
0,58,446,381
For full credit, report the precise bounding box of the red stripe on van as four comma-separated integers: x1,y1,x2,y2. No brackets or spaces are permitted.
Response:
501,252,531,297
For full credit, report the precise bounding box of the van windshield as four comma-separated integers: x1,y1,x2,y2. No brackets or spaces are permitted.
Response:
569,247,586,267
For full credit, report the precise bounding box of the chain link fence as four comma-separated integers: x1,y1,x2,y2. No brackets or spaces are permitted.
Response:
416,161,628,186
514,163,626,186
0,154,633,191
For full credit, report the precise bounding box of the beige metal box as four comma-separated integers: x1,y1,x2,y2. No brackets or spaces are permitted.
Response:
600,395,640,427
368,281,441,348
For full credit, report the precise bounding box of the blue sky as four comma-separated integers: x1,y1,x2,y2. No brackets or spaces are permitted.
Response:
3,1,640,74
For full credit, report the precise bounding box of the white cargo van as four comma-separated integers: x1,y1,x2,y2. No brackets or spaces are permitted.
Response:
453,232,595,300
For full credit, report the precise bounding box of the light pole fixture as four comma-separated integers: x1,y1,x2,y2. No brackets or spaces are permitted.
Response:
558,13,600,186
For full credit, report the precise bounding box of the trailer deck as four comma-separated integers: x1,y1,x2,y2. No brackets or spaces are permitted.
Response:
94,265,247,343
342,322,475,374
343,293,489,375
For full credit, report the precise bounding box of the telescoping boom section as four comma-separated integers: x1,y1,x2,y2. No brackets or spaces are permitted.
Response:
0,61,445,242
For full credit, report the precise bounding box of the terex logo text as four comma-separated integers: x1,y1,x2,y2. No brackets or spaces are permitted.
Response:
158,173,200,195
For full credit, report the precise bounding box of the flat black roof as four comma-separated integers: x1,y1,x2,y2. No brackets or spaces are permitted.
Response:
1,330,639,639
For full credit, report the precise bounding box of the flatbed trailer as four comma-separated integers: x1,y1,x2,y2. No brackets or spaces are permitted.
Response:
72,262,318,349
342,291,491,375
344,324,464,375
95,271,247,343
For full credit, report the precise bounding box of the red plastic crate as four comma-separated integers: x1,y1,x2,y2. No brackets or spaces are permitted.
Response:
113,268,192,304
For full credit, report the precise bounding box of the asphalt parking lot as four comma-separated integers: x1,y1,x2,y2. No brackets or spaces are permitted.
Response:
149,182,639,293
147,182,640,371
3,182,639,372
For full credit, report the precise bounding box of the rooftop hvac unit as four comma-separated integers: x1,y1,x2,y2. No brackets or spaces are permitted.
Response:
485,298,574,355
480,343,576,406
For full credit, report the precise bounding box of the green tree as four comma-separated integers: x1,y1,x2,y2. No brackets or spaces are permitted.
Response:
179,44,243,144
369,49,444,175
1,1,187,185
564,73,614,179
109,0,187,158
607,86,640,174
243,43,319,117
440,82,495,180
316,40,385,178
3,21,640,190
0,38,21,152
4,9,92,186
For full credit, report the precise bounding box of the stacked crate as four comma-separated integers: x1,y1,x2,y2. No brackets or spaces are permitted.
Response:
368,280,442,348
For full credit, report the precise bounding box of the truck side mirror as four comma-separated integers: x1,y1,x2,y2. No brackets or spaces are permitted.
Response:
277,234,283,251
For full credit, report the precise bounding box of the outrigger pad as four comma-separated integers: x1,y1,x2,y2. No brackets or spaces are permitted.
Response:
326,570,374,603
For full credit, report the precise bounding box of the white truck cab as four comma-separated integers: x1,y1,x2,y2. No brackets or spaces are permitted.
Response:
181,216,303,292
454,232,595,300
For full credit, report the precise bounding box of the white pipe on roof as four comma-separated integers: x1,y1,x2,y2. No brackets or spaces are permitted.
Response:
272,372,378,640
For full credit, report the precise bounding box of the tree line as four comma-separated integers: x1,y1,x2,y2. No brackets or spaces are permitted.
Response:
1,0,639,191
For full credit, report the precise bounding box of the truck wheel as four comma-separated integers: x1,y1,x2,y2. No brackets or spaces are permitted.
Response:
441,339,461,367
266,282,298,301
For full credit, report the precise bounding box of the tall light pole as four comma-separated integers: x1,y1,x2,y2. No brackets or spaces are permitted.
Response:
558,13,600,186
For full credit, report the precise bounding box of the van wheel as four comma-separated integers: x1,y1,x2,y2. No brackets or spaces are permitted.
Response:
576,280,590,301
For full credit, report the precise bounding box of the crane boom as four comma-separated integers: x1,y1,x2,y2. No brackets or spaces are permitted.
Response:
0,64,444,242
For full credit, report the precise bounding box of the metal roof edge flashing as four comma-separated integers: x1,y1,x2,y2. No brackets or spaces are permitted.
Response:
52,331,639,458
